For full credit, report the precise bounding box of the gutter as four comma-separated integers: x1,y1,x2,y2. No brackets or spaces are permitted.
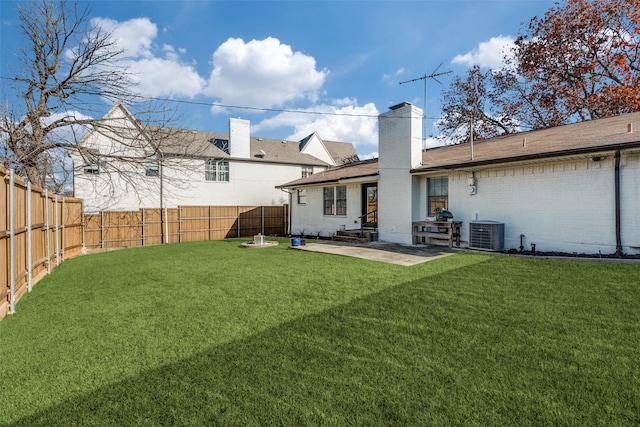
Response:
276,172,379,189
411,140,640,174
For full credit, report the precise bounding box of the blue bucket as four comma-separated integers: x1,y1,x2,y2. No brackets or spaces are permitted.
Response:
291,238,300,247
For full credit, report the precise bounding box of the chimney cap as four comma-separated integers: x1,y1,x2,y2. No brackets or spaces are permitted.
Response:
389,101,412,111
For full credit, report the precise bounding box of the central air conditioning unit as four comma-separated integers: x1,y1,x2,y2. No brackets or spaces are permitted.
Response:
469,221,504,251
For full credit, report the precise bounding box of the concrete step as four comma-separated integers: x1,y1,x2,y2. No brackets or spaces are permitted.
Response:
334,229,378,242
331,234,371,244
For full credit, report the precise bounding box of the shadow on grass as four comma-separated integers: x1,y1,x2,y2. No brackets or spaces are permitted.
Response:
8,259,639,426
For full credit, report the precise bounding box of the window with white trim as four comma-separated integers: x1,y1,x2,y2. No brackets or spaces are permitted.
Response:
205,160,229,182
301,166,313,178
336,185,347,215
323,185,347,216
297,189,307,205
428,177,448,215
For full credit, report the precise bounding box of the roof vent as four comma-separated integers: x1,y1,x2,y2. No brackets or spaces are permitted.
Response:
628,123,633,133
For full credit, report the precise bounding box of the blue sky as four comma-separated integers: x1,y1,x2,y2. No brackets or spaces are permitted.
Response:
1,0,558,158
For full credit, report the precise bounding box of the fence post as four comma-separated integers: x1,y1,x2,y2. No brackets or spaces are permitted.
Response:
209,206,213,241
54,195,60,266
141,208,145,246
261,206,265,235
81,204,85,252
101,211,105,249
61,197,65,262
27,181,32,292
8,169,16,314
164,207,169,244
178,206,182,243
237,206,240,237
45,190,51,274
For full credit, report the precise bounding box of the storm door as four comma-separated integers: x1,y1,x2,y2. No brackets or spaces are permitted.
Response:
361,183,378,228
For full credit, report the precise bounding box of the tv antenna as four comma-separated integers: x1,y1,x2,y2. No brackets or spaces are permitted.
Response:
399,64,452,147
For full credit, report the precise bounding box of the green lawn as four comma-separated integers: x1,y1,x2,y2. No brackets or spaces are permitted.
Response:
1,238,639,426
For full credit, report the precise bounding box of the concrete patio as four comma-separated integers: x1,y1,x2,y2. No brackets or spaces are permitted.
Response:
292,241,460,266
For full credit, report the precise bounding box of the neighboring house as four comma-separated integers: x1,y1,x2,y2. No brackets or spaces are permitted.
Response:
279,102,640,255
72,103,357,212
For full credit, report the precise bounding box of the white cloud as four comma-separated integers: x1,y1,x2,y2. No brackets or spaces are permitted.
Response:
43,110,94,142
162,44,179,61
91,17,157,59
205,37,329,109
90,17,206,98
253,99,379,148
129,58,205,98
452,35,515,69
383,68,405,81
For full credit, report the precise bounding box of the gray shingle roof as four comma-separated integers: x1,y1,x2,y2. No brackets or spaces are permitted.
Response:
151,127,356,166
322,140,359,165
277,158,378,188
278,110,640,187
415,111,640,172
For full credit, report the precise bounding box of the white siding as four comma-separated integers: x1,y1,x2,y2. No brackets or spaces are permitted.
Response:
76,158,303,212
299,133,335,165
162,160,297,207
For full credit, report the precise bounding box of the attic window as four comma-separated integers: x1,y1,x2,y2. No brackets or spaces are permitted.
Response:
82,149,100,175
301,166,313,178
211,138,230,155
145,154,160,177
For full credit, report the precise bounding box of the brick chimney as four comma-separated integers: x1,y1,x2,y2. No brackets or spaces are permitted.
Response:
377,102,423,244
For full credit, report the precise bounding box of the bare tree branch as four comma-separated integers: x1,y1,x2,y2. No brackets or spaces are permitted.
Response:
0,0,205,206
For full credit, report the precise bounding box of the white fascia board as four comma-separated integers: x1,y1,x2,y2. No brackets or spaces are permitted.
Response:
338,175,379,184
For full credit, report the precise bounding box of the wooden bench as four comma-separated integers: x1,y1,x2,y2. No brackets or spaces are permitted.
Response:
412,220,462,248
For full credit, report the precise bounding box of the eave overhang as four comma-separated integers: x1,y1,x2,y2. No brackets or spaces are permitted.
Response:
410,141,640,176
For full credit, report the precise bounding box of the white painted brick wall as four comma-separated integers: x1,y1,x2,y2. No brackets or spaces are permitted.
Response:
290,184,363,238
446,153,640,254
621,153,640,254
378,103,423,244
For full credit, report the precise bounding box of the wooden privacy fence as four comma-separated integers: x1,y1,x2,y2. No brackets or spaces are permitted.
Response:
1,166,83,320
2,162,288,320
83,205,289,249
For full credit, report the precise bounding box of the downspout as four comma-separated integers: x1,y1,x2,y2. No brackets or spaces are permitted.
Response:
614,150,623,256
280,188,293,235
